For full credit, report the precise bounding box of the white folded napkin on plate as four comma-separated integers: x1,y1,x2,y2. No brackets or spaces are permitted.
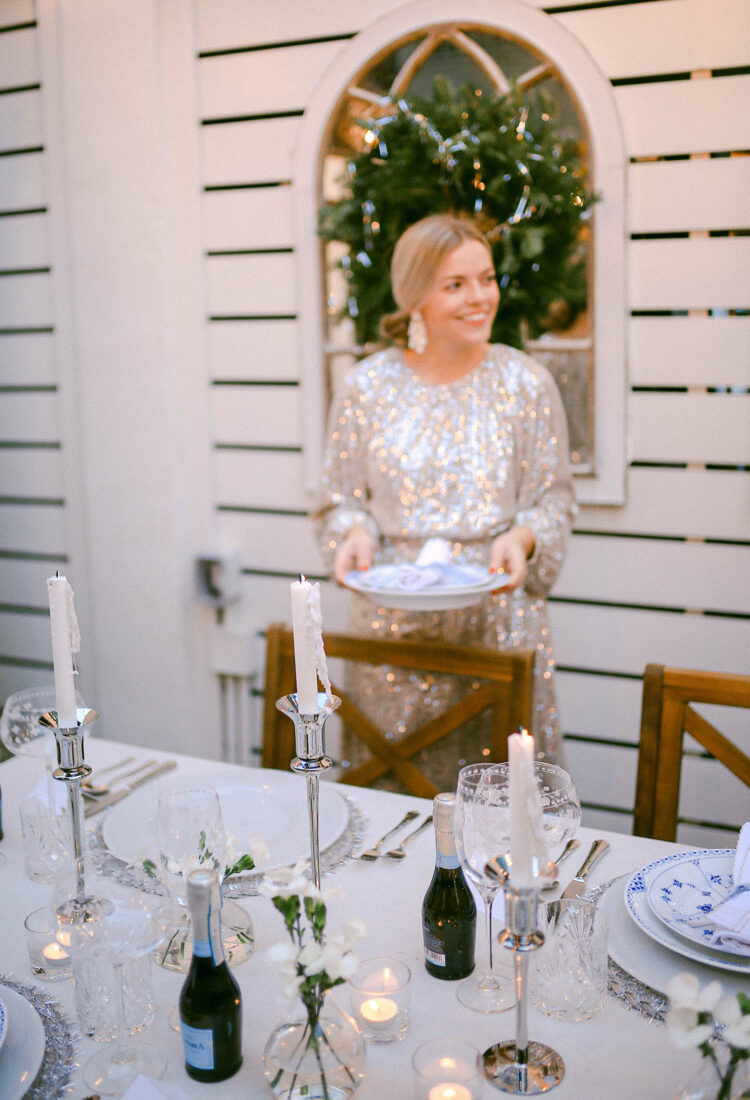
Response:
709,822,750,954
396,538,452,589
122,1074,189,1100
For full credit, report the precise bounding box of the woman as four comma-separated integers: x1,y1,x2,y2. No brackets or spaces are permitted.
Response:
315,214,575,790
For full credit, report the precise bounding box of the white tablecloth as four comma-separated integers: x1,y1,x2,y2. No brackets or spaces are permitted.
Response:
0,739,728,1099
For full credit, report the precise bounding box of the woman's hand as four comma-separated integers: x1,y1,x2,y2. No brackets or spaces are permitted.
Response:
489,526,535,591
334,525,377,583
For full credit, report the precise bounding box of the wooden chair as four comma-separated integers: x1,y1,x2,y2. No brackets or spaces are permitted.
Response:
262,623,535,799
633,663,750,841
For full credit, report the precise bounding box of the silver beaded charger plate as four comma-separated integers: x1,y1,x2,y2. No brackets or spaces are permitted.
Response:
0,976,78,1100
624,854,750,976
91,766,367,897
646,850,746,958
345,565,508,611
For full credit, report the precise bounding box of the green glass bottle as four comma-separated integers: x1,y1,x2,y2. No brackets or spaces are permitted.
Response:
422,792,476,980
179,867,242,1082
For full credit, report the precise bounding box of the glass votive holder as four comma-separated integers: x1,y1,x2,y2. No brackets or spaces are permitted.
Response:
412,1039,483,1100
529,898,609,1022
19,791,71,883
349,957,410,1043
24,905,73,982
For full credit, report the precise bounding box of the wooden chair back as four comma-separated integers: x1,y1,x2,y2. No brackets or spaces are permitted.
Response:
262,623,535,800
633,663,750,841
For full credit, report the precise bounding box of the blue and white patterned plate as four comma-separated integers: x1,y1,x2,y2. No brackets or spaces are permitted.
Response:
625,850,750,975
646,850,746,958
0,994,7,1054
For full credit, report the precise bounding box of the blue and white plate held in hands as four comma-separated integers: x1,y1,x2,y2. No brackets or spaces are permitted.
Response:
0,996,7,1054
646,849,746,958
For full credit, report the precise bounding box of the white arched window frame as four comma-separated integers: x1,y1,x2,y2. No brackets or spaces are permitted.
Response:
293,0,627,505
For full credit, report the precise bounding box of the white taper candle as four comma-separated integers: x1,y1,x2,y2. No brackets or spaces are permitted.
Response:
46,573,80,728
290,575,319,713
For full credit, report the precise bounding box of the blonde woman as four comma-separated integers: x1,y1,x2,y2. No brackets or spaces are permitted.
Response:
315,214,575,790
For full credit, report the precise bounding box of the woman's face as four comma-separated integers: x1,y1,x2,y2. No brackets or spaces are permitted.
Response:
418,239,499,353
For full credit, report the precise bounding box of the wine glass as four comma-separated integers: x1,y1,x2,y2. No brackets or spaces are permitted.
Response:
454,762,517,1013
155,787,254,976
73,885,171,1096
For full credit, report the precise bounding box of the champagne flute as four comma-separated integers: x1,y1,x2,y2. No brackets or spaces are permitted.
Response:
454,762,517,1013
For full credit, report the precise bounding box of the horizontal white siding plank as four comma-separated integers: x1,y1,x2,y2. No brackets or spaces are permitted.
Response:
239,572,349,637
616,75,750,158
577,468,750,542
0,503,66,554
556,670,642,744
197,0,392,49
0,664,51,705
629,393,750,465
0,150,46,211
564,739,637,810
0,557,60,608
208,320,300,382
629,237,750,311
628,316,750,389
0,333,55,384
215,449,306,510
0,447,62,497
0,26,37,88
0,390,58,441
0,211,49,267
203,186,294,251
207,253,296,315
0,88,42,150
580,806,631,835
0,270,52,326
217,510,323,575
0,1,35,28
212,385,301,447
680,752,750,832
629,158,750,235
199,41,343,119
201,117,300,185
0,609,50,660
550,602,749,678
557,535,749,614
557,0,750,80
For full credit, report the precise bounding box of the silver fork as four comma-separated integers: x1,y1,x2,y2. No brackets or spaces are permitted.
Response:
384,815,433,859
359,810,419,860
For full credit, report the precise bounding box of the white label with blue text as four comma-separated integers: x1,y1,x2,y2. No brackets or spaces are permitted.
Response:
181,1022,215,1070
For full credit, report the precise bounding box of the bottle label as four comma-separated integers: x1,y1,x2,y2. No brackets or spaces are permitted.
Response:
181,1022,215,1070
436,853,460,870
423,931,446,967
193,936,214,960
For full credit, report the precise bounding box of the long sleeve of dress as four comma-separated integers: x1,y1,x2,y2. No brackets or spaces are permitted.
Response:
314,378,380,572
511,352,577,596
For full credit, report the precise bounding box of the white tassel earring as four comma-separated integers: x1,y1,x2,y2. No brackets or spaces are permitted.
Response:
407,310,427,354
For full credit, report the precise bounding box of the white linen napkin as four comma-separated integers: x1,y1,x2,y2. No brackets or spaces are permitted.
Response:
396,538,452,589
709,822,750,955
122,1074,189,1100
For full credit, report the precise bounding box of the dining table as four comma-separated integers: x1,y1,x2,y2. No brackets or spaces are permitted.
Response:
0,735,743,1100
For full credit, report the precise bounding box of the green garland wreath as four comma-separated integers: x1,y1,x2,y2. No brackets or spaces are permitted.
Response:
319,78,597,350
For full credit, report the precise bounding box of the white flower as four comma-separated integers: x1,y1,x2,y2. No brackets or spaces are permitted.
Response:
723,1013,750,1050
666,972,701,1010
714,995,741,1028
265,941,299,974
259,858,309,899
342,917,367,946
299,943,326,975
666,1006,714,1049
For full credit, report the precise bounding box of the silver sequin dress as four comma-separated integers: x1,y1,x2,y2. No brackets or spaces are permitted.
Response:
315,344,576,790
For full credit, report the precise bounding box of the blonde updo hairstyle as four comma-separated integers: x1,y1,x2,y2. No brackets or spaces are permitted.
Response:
379,214,492,347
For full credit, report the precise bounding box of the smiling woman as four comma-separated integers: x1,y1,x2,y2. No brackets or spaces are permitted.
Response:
313,214,575,791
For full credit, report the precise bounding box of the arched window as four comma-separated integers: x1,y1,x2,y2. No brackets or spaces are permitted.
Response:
294,0,627,504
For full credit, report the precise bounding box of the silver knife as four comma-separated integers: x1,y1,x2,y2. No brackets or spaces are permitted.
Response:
560,839,610,899
84,760,177,816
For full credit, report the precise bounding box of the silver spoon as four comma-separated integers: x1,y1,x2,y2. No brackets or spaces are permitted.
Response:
82,758,158,797
541,837,582,891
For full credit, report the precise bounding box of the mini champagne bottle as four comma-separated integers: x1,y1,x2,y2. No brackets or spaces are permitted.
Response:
179,867,242,1082
422,792,476,979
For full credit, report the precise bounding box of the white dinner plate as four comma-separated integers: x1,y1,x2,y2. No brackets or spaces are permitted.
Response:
598,880,748,1001
0,985,46,1100
646,850,746,958
344,566,509,611
0,997,6,1055
101,764,350,873
624,854,750,975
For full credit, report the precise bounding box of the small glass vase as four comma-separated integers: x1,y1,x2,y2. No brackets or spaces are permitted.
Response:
263,991,366,1099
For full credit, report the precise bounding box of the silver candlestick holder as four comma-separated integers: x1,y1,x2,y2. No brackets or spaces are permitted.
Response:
276,691,341,889
482,856,564,1095
40,707,110,924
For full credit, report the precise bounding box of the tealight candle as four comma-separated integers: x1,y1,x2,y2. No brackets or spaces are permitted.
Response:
359,996,398,1030
350,958,410,1044
428,1086,472,1100
24,905,73,982
42,941,69,963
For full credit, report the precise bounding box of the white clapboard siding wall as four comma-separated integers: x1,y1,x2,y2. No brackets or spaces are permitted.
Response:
0,2,64,702
197,0,750,845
